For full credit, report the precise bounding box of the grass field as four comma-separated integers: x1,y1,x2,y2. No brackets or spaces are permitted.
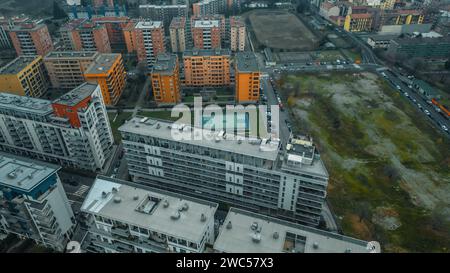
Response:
247,10,319,50
108,112,132,143
281,72,450,252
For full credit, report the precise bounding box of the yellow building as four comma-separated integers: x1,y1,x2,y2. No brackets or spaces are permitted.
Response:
235,52,260,104
150,54,181,105
380,0,395,10
0,56,49,97
84,53,126,106
344,13,373,32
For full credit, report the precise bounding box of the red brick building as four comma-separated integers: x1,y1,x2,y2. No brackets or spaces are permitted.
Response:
9,20,53,56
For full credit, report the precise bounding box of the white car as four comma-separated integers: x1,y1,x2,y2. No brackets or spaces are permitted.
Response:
424,110,430,115
442,125,448,132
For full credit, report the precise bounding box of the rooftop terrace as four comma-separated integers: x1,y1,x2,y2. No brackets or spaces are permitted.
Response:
44,51,98,60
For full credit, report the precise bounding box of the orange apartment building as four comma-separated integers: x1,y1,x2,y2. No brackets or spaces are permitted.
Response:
150,54,181,104
60,19,111,53
183,49,230,87
133,21,166,69
9,20,53,56
191,19,222,49
84,53,126,106
235,52,260,103
92,16,131,51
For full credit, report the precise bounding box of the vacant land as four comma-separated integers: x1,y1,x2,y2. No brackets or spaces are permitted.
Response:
247,10,319,51
281,72,450,252
0,0,53,16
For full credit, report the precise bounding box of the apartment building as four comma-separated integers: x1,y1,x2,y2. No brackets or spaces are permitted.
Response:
0,16,29,49
376,9,425,31
60,19,111,53
0,56,49,98
235,52,260,103
0,83,114,172
81,176,218,253
91,17,131,52
191,15,226,47
123,21,138,53
84,53,126,106
0,153,75,251
183,49,230,87
229,16,245,52
44,51,99,90
214,208,374,253
169,17,187,53
119,118,329,226
139,4,188,31
9,20,53,56
192,19,222,49
134,21,166,69
150,54,181,105
192,0,227,17
344,13,374,32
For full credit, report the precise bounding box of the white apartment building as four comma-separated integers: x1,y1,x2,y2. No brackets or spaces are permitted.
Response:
0,153,75,251
229,16,246,51
81,176,218,253
119,118,329,227
0,83,114,172
169,17,186,53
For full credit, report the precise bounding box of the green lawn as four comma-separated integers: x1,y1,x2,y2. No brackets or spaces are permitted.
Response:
108,112,133,143
138,110,182,122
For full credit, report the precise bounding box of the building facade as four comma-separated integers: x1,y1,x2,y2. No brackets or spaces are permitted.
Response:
0,83,114,172
0,56,49,98
91,17,131,52
229,16,246,52
235,52,260,103
192,0,227,17
0,16,29,49
214,208,375,253
183,49,231,87
150,54,181,105
119,118,329,226
9,20,53,56
44,51,99,90
139,4,188,31
0,153,75,251
387,37,450,59
169,17,187,53
344,13,374,32
81,176,217,253
134,21,166,69
84,53,127,106
192,19,222,50
60,19,112,53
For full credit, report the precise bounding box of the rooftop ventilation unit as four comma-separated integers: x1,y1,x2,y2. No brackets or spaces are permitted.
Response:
101,191,108,198
226,221,232,229
200,213,207,222
313,242,319,249
112,187,118,193
113,196,122,203
273,232,279,239
171,210,180,220
163,200,170,208
251,232,261,243
251,222,258,231
133,195,139,201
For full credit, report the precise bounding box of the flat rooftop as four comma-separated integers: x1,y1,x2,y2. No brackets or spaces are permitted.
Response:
194,20,219,28
0,56,40,74
85,53,120,74
44,51,98,60
135,21,162,29
119,117,280,161
81,176,218,243
170,17,186,29
184,48,231,57
214,208,372,253
52,83,97,107
10,20,45,32
230,16,244,27
152,54,177,75
0,152,59,192
0,92,52,115
236,52,259,72
139,4,187,9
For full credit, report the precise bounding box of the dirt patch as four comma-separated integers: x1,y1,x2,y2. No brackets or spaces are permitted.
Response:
372,207,402,231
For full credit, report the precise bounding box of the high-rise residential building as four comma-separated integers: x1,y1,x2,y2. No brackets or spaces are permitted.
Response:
44,51,99,90
235,52,260,103
81,176,218,253
150,54,181,105
192,0,227,17
229,16,245,52
0,153,75,251
119,118,329,226
169,17,187,53
60,19,111,53
0,56,49,98
191,15,226,46
192,19,222,50
139,4,188,31
84,53,127,106
0,83,114,172
8,20,53,56
91,17,131,52
213,208,374,253
0,16,29,49
134,21,166,69
183,49,230,87
123,21,138,53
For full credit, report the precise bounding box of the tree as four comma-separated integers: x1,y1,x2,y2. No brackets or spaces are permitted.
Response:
53,1,68,19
